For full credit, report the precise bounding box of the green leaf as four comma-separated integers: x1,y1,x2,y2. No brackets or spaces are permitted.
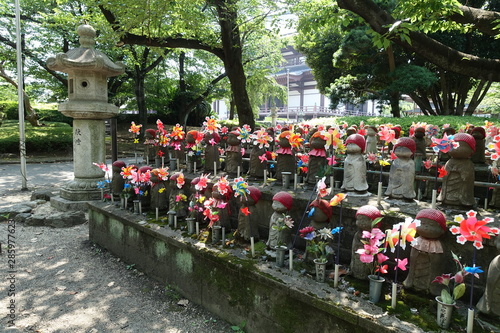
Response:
441,289,454,304
453,283,466,300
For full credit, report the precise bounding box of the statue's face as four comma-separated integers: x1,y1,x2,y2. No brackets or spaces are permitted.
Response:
272,200,287,213
355,215,373,230
394,146,412,159
416,217,444,239
366,128,376,136
346,143,361,154
449,141,473,159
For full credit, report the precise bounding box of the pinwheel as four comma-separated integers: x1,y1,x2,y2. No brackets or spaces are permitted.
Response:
431,133,457,154
129,121,142,135
232,177,250,199
203,116,220,134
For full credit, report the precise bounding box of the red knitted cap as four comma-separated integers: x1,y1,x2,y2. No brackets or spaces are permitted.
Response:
394,137,416,155
272,191,293,211
191,177,200,185
247,186,262,204
309,199,332,219
416,208,447,231
145,129,156,136
139,166,152,173
471,127,486,138
112,160,126,168
345,134,366,153
355,205,382,220
454,133,476,152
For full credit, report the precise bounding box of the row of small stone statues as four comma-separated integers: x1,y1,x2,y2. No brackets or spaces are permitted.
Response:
352,205,499,317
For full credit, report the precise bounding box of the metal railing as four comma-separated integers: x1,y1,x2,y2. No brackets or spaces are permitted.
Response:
258,106,378,119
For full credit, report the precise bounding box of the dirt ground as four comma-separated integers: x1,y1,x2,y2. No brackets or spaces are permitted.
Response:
0,187,235,333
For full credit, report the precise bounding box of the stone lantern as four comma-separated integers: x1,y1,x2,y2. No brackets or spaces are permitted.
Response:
46,24,125,201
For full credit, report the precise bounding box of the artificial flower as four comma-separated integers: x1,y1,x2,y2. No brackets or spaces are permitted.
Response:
317,227,334,240
317,177,330,198
251,128,272,148
327,156,337,166
288,133,304,149
299,226,315,240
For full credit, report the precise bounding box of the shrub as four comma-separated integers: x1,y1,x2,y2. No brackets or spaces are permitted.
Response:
0,120,72,154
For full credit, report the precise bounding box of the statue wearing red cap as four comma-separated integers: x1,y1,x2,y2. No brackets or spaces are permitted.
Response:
350,205,382,280
438,133,476,207
404,208,448,295
342,134,369,194
385,137,417,200
267,192,293,249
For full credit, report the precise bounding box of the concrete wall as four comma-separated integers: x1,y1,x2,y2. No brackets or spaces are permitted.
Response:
89,203,403,333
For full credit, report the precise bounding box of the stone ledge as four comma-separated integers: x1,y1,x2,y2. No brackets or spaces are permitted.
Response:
88,202,426,333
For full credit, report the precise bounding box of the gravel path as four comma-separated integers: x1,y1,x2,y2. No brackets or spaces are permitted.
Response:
0,163,234,333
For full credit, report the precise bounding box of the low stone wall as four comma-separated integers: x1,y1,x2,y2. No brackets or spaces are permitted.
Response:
89,202,425,333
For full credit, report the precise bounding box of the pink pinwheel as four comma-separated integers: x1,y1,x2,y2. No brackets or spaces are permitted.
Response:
129,121,142,135
431,133,458,153
395,258,408,271
450,210,499,250
367,153,378,164
93,162,109,172
214,176,230,196
423,159,433,170
327,156,337,166
251,128,272,148
378,126,396,144
488,136,500,160
176,173,185,189
258,154,268,163
203,116,220,134
157,167,169,181
195,173,211,191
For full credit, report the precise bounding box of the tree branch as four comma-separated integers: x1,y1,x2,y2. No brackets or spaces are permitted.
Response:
336,0,500,81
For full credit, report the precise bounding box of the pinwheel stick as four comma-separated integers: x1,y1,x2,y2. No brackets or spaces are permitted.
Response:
392,226,402,309
334,201,343,288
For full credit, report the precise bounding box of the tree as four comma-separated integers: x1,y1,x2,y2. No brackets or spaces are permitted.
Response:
294,0,499,116
335,0,500,81
97,0,286,129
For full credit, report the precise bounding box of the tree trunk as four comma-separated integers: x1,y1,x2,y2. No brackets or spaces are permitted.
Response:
0,63,40,126
214,0,255,129
389,92,401,117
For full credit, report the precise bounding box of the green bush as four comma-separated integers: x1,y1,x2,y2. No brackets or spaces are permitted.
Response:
0,101,18,120
306,115,488,135
0,120,72,154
